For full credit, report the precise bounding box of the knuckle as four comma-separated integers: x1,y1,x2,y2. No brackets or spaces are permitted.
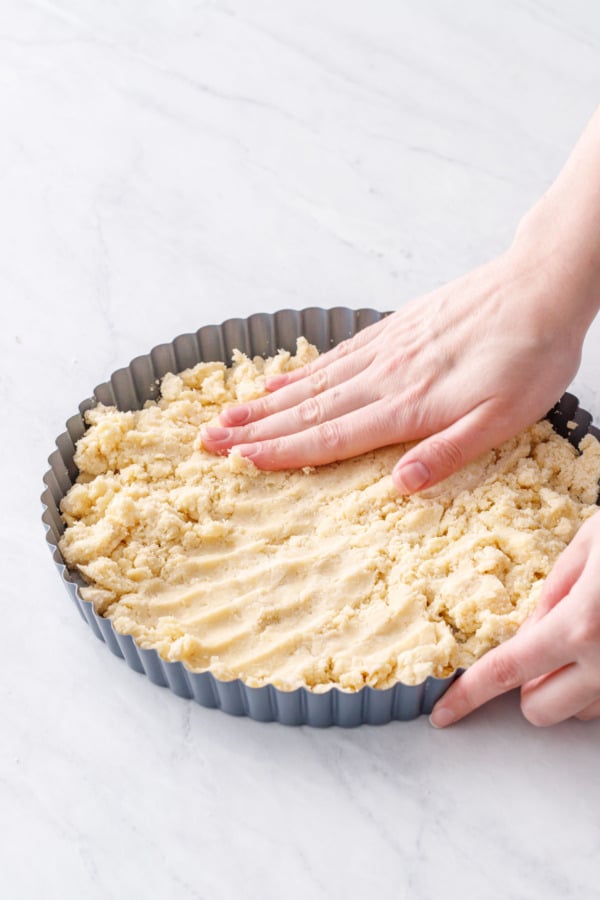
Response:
296,397,323,427
309,369,329,395
333,338,352,359
260,396,278,416
318,420,343,451
237,415,269,441
447,682,476,718
242,422,261,441
243,398,268,423
377,357,403,383
488,651,523,691
389,385,428,429
257,438,285,465
426,436,464,473
297,360,316,380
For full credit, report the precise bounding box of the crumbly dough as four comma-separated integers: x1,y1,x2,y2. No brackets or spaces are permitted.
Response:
59,339,600,690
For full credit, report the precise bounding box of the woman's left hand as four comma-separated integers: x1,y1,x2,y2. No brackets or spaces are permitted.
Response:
430,510,600,727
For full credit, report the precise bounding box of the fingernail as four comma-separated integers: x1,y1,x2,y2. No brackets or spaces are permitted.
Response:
395,460,430,492
221,405,249,426
429,707,455,729
201,426,232,443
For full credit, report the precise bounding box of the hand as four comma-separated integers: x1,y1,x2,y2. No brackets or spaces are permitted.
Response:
201,244,586,492
430,510,600,727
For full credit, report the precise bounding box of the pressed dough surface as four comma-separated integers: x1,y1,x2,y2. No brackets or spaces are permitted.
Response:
59,340,600,690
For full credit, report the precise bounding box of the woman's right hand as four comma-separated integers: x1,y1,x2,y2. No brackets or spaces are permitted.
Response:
202,240,589,493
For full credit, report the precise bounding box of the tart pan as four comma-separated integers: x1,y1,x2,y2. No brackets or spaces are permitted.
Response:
41,307,598,725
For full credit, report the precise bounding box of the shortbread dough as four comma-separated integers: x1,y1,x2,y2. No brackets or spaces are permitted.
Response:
59,339,600,690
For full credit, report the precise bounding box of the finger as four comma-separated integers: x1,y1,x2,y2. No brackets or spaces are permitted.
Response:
520,663,599,727
392,400,512,493
527,535,588,624
576,698,600,721
429,601,574,727
264,318,387,392
202,373,374,449
219,345,376,428
231,399,400,470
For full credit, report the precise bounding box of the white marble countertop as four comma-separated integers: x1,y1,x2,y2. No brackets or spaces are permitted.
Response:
3,1,600,897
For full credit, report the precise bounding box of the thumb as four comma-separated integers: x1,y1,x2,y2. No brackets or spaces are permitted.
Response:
392,402,512,493
527,515,595,625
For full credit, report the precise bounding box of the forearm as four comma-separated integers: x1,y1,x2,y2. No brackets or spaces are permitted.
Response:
514,105,600,339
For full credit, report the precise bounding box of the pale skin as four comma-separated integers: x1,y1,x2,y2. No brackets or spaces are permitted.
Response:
202,106,600,727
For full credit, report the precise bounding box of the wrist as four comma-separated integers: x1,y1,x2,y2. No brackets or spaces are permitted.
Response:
512,189,600,341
